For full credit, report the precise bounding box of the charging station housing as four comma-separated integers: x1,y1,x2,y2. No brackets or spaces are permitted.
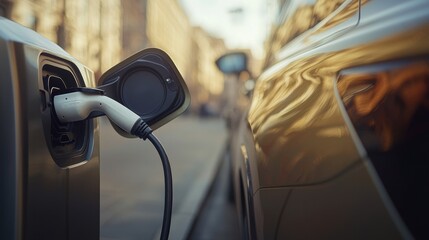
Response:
0,17,99,240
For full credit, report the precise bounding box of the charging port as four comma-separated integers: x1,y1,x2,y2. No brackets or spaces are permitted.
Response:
39,55,93,168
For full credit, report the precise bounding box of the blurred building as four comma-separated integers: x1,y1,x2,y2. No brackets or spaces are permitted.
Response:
191,27,226,112
2,0,122,78
146,0,193,82
1,0,229,115
6,0,64,43
65,0,122,77
121,0,150,59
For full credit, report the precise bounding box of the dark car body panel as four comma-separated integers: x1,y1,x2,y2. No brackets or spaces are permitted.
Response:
254,162,403,240
0,17,99,240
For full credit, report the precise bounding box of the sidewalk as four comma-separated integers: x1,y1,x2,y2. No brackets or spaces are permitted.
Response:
99,115,227,240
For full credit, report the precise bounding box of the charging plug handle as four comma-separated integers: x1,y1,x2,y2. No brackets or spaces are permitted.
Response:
54,89,141,133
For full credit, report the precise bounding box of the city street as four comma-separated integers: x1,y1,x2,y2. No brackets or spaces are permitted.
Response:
99,115,228,240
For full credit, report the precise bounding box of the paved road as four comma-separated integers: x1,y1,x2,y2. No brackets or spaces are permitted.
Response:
187,151,241,240
99,115,227,240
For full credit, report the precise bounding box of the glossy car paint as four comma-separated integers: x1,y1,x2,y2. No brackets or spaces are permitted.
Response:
231,0,429,239
0,17,99,240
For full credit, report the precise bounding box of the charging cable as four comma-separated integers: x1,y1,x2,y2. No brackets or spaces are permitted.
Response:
53,88,172,240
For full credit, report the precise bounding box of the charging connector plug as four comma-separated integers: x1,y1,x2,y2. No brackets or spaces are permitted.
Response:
53,87,172,240
54,88,140,134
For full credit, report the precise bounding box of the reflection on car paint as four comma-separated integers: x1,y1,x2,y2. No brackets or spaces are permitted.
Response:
338,60,429,239
338,61,429,151
248,24,429,188
313,0,361,33
265,0,359,66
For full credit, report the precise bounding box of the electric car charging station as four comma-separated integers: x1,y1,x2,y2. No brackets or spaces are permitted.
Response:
0,16,190,240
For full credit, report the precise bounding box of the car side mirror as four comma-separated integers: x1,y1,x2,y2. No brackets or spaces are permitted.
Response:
97,48,190,137
215,52,248,75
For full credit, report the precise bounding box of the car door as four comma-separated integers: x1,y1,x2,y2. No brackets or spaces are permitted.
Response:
236,0,362,238
240,0,429,239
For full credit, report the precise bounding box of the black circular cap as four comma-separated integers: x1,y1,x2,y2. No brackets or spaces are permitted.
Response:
121,70,166,116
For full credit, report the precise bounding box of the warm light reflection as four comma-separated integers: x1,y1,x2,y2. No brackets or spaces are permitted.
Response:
248,24,429,187
265,0,358,65
338,62,429,150
315,0,362,33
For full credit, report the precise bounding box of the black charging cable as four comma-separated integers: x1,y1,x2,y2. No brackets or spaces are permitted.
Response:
132,119,172,240
148,133,172,240
52,89,174,240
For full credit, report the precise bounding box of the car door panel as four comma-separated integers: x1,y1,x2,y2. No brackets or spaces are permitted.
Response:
248,1,429,189
277,162,405,240
241,0,429,239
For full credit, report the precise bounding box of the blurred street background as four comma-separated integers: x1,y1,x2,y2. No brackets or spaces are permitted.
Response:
0,0,278,239
0,0,276,113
